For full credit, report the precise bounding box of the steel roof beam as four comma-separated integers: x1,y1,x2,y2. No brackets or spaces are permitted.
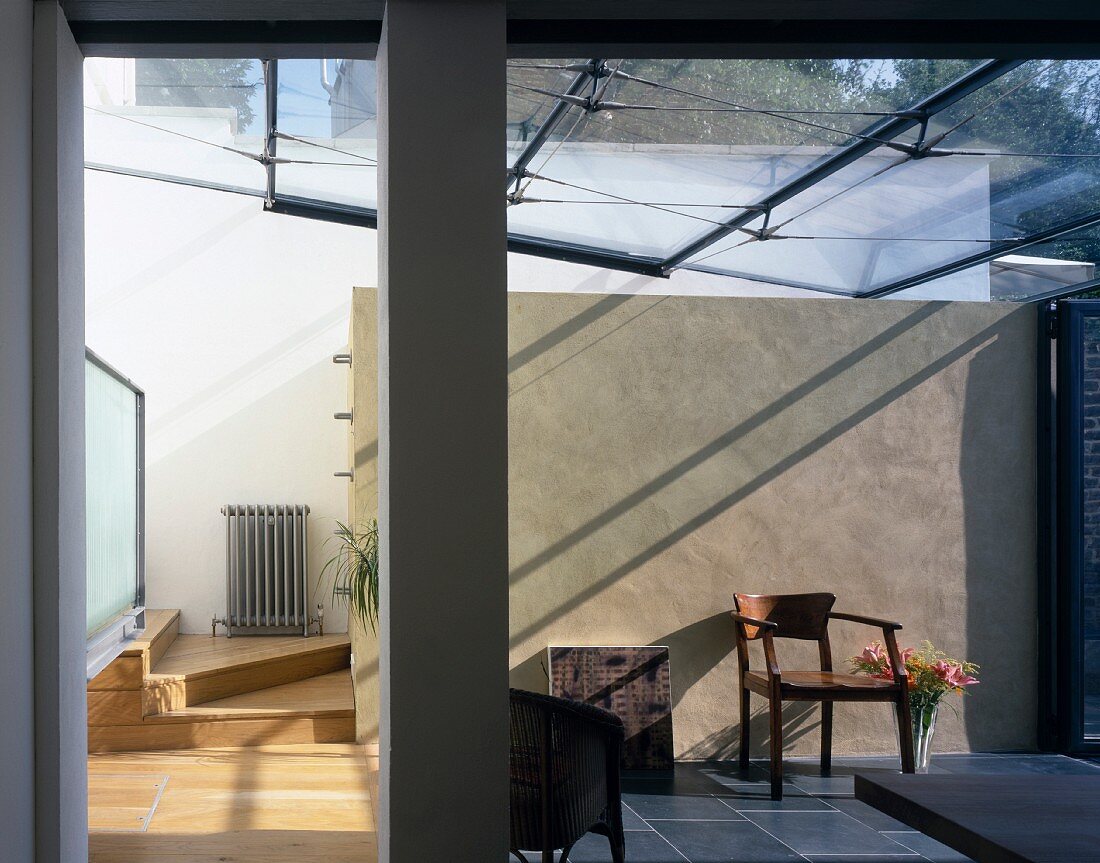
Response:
658,58,1024,274
262,58,279,207
507,58,603,189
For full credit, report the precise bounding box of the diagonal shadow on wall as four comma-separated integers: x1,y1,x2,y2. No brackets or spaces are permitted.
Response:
509,307,1021,651
509,301,948,591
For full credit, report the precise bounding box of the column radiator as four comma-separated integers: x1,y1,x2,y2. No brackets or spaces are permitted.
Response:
219,504,313,637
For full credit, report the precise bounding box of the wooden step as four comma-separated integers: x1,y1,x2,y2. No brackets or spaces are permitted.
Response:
88,610,181,726
151,670,353,722
90,671,355,753
88,609,180,692
144,634,351,711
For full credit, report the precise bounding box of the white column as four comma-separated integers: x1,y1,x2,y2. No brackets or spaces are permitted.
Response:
31,3,88,860
376,2,509,861
0,0,37,858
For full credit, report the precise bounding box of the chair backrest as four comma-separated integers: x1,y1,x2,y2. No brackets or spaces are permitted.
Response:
509,688,624,854
734,592,836,640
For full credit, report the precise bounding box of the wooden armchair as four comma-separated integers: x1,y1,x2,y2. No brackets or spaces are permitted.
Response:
732,592,915,800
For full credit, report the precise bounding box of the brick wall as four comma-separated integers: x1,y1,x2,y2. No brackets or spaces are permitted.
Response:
1081,317,1100,641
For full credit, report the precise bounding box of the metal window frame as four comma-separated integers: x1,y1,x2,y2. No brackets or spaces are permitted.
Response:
84,347,146,681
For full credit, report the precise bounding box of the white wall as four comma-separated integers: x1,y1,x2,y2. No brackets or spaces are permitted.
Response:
83,162,990,633
85,172,372,633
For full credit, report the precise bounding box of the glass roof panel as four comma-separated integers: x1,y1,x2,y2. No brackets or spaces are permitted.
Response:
900,226,1100,301
679,60,1100,297
84,58,267,194
680,145,998,295
84,56,1100,301
989,228,1100,300
508,59,987,259
272,59,377,210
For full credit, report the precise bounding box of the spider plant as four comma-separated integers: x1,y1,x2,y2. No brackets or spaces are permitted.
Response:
320,519,379,634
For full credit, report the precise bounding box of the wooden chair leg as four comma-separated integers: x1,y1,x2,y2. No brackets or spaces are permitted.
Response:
607,833,625,863
769,692,784,800
739,687,751,770
821,702,833,775
896,693,916,774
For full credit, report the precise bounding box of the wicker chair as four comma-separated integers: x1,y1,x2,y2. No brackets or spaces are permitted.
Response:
509,688,626,863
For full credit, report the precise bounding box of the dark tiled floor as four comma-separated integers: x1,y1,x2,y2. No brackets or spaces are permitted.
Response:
513,754,1099,863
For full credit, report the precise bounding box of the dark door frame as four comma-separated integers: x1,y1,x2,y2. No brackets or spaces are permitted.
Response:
1048,299,1100,753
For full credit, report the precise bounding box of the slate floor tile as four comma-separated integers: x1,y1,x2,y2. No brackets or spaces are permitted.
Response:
567,829,685,862
714,785,833,811
621,802,653,831
779,771,855,796
623,792,745,821
740,812,916,856
822,796,913,830
651,819,803,863
883,830,976,862
623,764,727,795
695,762,772,787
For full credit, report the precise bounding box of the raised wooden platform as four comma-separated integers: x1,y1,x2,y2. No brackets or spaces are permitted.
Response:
88,611,355,753
855,772,1100,863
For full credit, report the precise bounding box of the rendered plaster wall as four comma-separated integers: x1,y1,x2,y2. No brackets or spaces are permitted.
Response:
355,290,1037,756
349,287,379,742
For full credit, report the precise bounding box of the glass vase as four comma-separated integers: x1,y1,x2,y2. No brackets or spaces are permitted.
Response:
899,700,939,774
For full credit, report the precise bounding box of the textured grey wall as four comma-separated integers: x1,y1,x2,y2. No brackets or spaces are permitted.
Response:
0,0,36,858
355,291,1038,757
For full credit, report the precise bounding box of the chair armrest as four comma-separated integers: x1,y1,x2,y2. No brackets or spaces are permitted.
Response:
730,613,781,681
730,611,777,631
829,611,903,631
881,628,909,687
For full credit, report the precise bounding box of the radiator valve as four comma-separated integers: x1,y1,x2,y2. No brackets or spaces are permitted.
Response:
307,603,325,637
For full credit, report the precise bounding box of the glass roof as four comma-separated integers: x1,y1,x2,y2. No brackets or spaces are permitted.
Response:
83,57,1100,301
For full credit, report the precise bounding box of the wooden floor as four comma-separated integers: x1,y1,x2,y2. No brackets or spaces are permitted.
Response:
89,744,379,863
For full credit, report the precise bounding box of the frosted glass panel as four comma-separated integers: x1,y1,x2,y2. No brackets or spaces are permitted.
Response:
86,360,140,636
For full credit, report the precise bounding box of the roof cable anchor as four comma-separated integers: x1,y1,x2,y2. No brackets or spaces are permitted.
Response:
744,208,781,241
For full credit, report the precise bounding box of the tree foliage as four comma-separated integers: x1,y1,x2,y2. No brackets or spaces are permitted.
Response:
135,59,261,133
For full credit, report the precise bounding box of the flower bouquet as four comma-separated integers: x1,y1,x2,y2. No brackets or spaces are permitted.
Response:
850,641,979,772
